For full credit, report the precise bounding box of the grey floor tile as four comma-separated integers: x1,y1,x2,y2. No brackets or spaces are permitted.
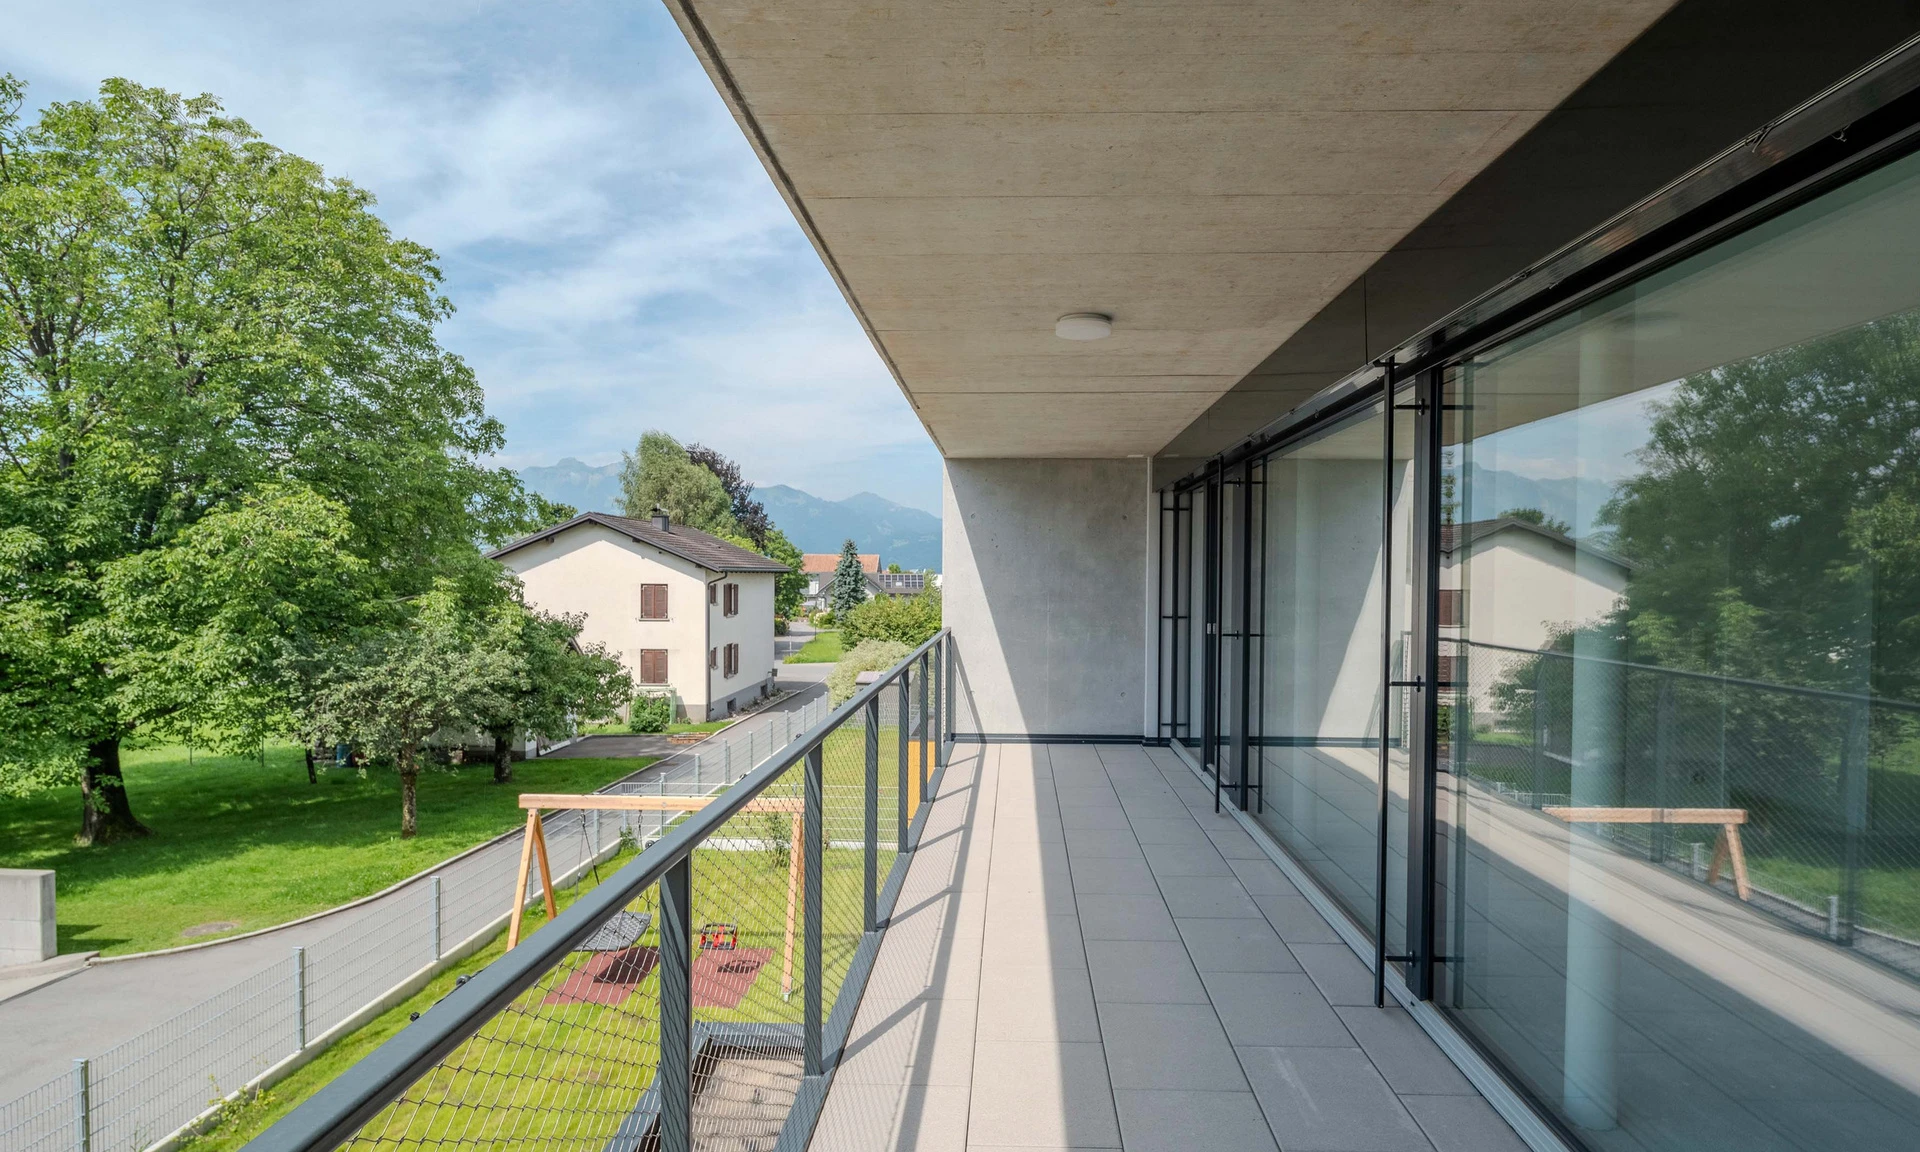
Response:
1069,855,1160,895
1228,856,1299,896
1113,1089,1280,1152
1061,806,1134,831
811,1081,971,1152
996,815,1067,843
1086,940,1209,1004
835,996,979,1086
1401,1095,1528,1152
1142,842,1235,877
1155,874,1262,919
1098,1002,1245,1090
1292,942,1377,1006
1064,827,1146,860
1077,893,1181,941
982,913,1087,970
1254,891,1344,943
1128,817,1212,846
1174,917,1300,974
969,1041,1122,1148
1206,825,1269,860
1239,1045,1433,1151
976,965,1102,1042
1198,971,1355,1047
1055,786,1124,809
1335,1006,1476,1095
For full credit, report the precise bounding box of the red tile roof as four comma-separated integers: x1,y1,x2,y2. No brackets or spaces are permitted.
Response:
801,552,879,575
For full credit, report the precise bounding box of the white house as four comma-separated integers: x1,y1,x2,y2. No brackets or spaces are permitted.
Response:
489,510,790,721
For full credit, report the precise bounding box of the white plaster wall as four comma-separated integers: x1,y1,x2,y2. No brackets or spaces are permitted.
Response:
944,458,1149,737
499,524,712,715
707,572,778,717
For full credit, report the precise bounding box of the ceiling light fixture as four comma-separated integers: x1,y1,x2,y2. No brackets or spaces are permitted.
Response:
1055,312,1112,341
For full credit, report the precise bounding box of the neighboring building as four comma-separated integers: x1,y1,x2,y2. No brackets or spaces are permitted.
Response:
489,511,789,720
800,551,878,611
865,571,929,599
1438,517,1632,718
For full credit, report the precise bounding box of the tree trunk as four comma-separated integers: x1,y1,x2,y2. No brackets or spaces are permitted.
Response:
305,746,318,784
79,737,150,846
399,746,419,839
491,727,514,784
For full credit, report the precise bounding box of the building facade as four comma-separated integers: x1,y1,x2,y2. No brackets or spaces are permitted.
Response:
491,512,786,721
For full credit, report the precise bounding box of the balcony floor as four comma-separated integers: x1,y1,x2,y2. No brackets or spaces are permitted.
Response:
811,742,1527,1151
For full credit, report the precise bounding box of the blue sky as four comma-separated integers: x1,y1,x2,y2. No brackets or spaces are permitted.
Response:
9,0,945,514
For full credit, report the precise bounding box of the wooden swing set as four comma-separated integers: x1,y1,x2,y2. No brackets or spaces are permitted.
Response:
507,792,808,997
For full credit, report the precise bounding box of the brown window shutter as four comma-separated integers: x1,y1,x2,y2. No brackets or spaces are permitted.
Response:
1438,589,1463,628
709,647,717,670
709,582,717,605
640,584,669,620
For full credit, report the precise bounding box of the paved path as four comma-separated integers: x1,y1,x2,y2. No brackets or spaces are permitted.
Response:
0,666,831,1096
812,742,1526,1152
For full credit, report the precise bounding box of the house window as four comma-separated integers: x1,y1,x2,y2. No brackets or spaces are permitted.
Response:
723,582,739,617
723,642,740,678
638,583,669,620
637,649,668,685
709,647,717,670
1437,588,1464,628
708,582,718,605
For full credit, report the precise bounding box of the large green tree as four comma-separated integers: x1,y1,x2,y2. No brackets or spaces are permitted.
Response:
471,603,631,785
831,539,868,616
619,430,737,534
684,440,805,620
0,77,544,841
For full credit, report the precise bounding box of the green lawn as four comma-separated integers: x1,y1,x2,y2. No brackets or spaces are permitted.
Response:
784,630,843,664
0,743,657,956
576,718,735,737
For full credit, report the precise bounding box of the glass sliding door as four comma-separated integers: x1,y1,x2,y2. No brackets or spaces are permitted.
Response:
1437,149,1920,1149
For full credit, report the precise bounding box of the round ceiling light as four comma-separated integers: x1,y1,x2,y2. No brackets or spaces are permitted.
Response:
1055,312,1113,341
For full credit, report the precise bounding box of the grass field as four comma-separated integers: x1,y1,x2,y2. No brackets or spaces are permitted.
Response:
784,630,843,664
0,743,658,956
575,718,735,737
185,726,931,1152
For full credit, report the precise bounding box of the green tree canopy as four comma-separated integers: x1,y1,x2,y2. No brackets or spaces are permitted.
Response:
1499,507,1573,536
842,587,941,649
0,76,548,841
469,602,632,784
831,539,868,616
619,431,737,535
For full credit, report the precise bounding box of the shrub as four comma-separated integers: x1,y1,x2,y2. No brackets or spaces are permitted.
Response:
628,692,675,733
827,639,913,704
841,587,941,649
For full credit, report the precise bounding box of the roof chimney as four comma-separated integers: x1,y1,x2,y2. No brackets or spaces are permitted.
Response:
651,506,671,533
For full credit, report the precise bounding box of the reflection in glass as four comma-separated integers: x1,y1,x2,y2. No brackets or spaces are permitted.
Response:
1438,151,1920,1148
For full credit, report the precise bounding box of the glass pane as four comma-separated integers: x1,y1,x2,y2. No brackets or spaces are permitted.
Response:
1254,400,1389,927
1438,149,1920,1148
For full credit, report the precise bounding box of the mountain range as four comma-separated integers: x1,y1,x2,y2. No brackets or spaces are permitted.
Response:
516,459,943,571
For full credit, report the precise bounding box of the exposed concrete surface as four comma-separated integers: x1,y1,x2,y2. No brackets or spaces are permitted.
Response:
944,459,1146,736
812,742,1523,1150
667,0,1676,458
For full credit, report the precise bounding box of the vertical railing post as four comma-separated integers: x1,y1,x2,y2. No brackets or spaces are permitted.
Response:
1651,679,1673,863
659,857,692,1152
918,653,930,799
292,947,307,1050
72,1059,90,1152
898,669,911,850
1840,701,1870,946
865,697,880,933
933,637,945,767
944,634,956,753
804,743,825,1077
1530,658,1548,808
430,876,443,961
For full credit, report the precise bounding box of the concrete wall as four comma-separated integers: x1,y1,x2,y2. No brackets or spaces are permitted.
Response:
0,869,55,966
944,458,1149,737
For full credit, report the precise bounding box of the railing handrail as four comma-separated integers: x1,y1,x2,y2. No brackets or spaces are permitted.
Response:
240,627,950,1152
1454,635,1920,715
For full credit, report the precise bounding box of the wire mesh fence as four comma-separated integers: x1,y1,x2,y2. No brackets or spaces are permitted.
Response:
0,696,833,1152
1444,637,1920,977
241,635,946,1152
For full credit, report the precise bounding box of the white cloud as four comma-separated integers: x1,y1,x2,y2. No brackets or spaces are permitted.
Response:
4,0,943,513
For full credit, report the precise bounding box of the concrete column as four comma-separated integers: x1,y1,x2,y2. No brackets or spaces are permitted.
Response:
0,869,56,966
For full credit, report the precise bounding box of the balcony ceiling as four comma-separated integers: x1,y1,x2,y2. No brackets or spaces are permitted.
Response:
666,0,1676,457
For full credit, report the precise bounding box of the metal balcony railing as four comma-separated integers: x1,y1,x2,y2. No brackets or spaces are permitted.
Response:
238,631,953,1152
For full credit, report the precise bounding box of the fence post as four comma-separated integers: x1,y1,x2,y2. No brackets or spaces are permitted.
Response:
430,875,443,961
945,635,955,751
865,697,880,933
932,638,945,767
1530,658,1547,808
658,857,692,1152
804,743,824,1077
1651,679,1673,864
292,947,308,1050
1840,701,1870,946
72,1059,89,1152
898,669,911,852
918,654,930,800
